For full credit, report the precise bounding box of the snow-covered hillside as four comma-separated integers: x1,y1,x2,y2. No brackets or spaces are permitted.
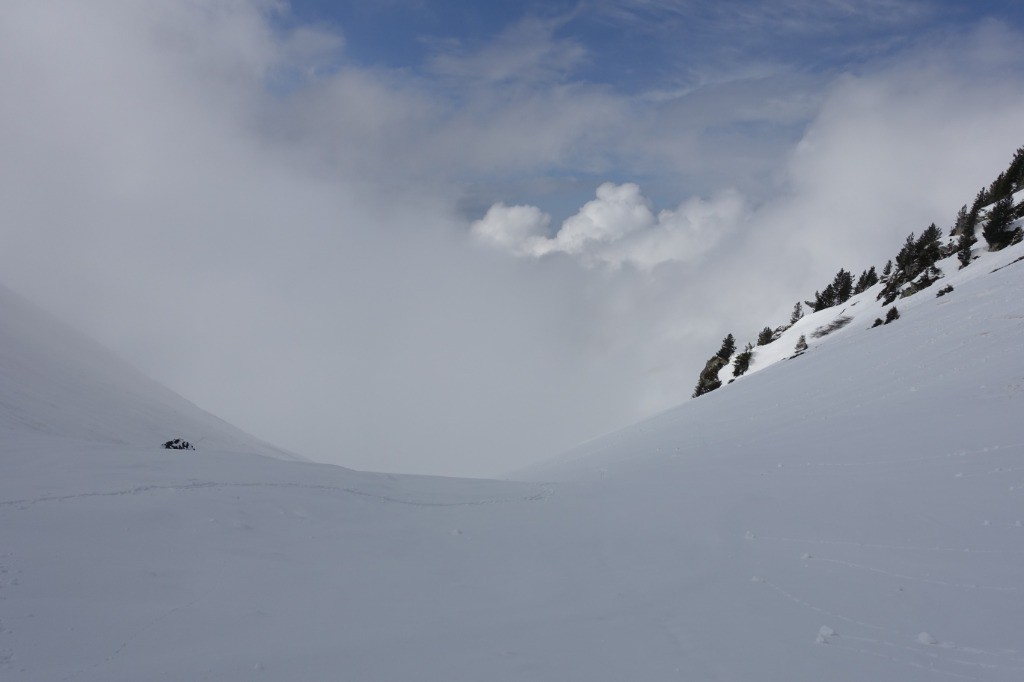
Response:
2,238,1024,680
714,216,1024,390
0,285,300,460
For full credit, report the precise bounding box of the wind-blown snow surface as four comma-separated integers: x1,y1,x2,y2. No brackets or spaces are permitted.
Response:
2,240,1024,680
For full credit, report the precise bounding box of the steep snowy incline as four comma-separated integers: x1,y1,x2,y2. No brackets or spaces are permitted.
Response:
515,238,1024,680
712,211,1024,389
531,238,1024,481
1,240,1023,681
0,284,299,459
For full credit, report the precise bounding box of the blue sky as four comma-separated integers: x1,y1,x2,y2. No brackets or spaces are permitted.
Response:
2,1,1024,476
275,0,1024,213
284,1,1022,83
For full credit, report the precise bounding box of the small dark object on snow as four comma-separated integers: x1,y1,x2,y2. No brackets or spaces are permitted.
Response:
871,318,884,328
884,306,900,324
163,438,195,451
936,285,954,297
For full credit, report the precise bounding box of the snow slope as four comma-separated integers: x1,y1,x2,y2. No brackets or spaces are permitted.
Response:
0,285,300,460
2,239,1024,681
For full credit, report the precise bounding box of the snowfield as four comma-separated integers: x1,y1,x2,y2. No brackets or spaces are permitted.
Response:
2,238,1024,681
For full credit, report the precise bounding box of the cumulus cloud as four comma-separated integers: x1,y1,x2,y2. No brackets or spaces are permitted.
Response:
470,203,552,256
473,182,745,270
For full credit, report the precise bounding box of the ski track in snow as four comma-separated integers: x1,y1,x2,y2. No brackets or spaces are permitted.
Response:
0,481,555,509
758,577,901,635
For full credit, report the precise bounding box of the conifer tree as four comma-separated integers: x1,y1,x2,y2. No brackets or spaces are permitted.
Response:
789,302,804,325
732,343,754,377
988,171,1011,203
884,306,900,324
971,187,989,214
1006,145,1024,193
854,267,878,294
895,232,918,278
952,204,973,238
832,268,854,303
983,196,1017,250
957,234,973,268
794,335,808,354
814,283,837,311
915,223,943,269
756,326,774,346
716,334,736,361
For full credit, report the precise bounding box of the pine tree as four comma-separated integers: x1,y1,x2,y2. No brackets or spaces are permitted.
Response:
854,266,878,294
895,232,918,278
756,326,774,346
983,196,1017,251
793,335,808,355
957,234,973,268
884,306,900,324
732,343,754,377
915,223,943,270
880,260,893,281
988,171,1011,203
832,268,854,304
716,334,736,361
815,283,837,311
868,266,879,288
971,187,989,214
952,204,974,238
789,302,804,325
1006,145,1024,193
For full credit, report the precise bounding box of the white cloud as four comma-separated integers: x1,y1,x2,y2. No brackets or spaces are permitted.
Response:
470,203,552,256
474,182,745,270
555,183,656,255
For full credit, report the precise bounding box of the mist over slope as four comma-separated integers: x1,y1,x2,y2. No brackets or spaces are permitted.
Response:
527,236,1024,484
1,235,1023,680
0,285,300,460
